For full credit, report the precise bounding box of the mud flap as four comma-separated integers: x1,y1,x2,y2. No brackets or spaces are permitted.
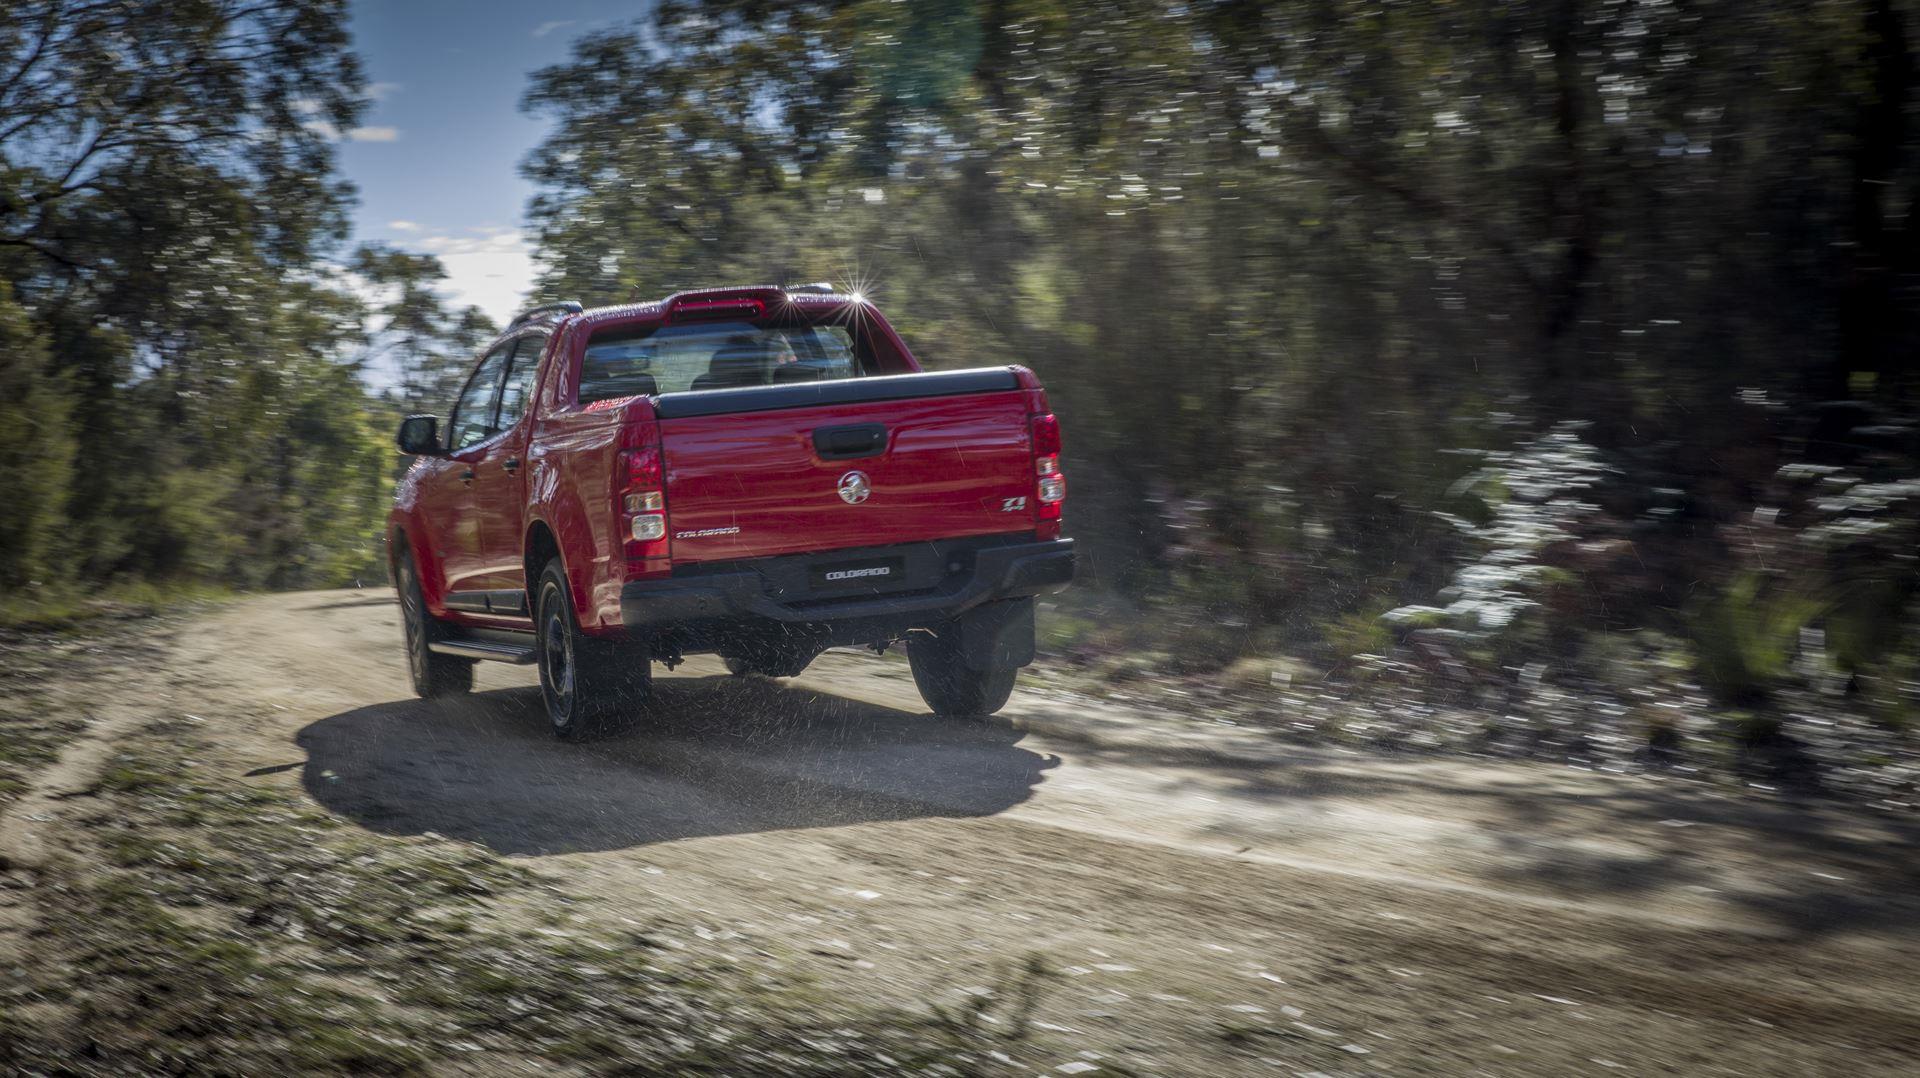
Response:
957,598,1035,671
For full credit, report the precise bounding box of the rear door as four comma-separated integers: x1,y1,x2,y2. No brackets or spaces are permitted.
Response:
659,384,1036,564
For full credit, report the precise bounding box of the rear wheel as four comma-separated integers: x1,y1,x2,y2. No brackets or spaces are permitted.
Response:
535,558,649,740
397,548,473,698
907,629,1017,718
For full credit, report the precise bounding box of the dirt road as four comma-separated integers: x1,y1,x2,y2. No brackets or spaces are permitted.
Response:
6,590,1920,1074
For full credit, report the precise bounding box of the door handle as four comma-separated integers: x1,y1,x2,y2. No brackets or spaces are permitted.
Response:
503,457,521,474
459,468,476,484
813,423,888,460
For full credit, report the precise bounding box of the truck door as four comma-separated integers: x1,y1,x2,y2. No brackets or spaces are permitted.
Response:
465,331,547,612
427,341,513,605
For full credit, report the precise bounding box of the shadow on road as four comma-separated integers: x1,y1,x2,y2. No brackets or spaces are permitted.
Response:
295,675,1058,856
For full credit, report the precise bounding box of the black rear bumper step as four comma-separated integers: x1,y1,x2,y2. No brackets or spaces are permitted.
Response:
620,537,1074,633
652,366,1019,419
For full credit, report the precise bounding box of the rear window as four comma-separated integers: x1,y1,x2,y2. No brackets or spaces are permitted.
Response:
579,322,863,404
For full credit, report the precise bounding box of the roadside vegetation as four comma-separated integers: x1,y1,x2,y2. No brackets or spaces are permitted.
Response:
520,1,1920,786
0,2,494,609
0,581,230,632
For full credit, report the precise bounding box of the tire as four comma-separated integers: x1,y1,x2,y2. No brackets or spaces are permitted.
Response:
534,558,649,740
907,629,1018,718
397,548,474,698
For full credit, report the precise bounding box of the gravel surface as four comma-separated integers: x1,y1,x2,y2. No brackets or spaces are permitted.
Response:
2,591,1918,1074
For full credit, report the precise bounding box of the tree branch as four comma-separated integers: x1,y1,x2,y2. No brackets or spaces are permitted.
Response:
0,234,91,275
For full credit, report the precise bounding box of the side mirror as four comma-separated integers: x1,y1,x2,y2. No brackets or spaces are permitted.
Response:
397,414,443,456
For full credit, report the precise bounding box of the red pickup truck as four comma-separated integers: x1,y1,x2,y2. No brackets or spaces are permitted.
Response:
388,285,1074,738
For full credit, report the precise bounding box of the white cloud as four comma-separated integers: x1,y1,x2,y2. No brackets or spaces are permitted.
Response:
386,220,421,232
330,228,539,389
366,81,402,102
415,227,537,324
532,19,577,38
303,122,401,143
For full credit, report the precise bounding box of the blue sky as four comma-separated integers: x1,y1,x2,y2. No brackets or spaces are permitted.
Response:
337,0,652,321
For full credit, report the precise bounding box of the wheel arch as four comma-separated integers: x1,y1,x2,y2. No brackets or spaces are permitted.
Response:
524,517,564,609
386,518,445,613
524,471,621,633
386,522,407,585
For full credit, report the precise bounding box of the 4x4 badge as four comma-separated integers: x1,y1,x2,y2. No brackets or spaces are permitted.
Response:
837,470,871,504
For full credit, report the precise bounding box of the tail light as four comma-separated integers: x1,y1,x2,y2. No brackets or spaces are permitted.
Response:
620,444,671,577
1031,412,1065,540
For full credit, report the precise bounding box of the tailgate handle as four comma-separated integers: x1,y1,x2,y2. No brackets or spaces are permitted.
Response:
813,423,888,460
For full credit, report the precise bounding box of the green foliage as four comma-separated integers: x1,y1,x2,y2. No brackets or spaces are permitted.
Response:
0,580,229,631
0,3,482,599
1690,572,1830,704
0,281,71,588
1826,577,1916,675
514,0,1920,690
1,1,364,269
523,3,1863,647
1325,605,1399,662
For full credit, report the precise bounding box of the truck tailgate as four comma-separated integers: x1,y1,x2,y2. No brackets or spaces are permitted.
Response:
659,385,1035,564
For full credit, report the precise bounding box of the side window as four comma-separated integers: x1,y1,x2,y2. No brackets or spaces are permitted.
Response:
495,333,546,431
448,344,512,450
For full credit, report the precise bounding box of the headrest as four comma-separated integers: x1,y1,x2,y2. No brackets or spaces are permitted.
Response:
772,363,827,383
707,346,770,378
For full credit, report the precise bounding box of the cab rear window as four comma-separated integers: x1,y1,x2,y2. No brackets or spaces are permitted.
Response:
579,322,862,404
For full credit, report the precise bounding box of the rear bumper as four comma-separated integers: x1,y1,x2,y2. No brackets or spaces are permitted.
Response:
620,536,1074,636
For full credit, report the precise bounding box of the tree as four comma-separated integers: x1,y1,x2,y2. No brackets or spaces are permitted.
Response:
0,1,409,594
0,280,72,588
1,0,362,279
521,0,1920,668
350,245,495,417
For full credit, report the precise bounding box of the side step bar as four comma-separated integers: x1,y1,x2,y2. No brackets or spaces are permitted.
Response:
428,638,536,665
